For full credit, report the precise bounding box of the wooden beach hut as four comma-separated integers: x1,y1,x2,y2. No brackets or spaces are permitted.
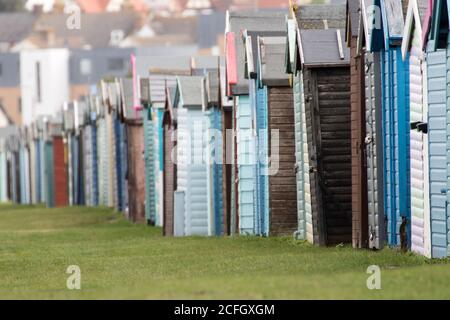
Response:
286,3,347,243
225,10,287,235
173,76,217,236
402,0,431,256
359,0,387,249
347,0,369,248
120,78,146,223
421,0,450,258
295,27,352,245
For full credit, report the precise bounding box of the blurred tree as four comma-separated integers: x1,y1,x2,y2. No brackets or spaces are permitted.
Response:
0,0,25,12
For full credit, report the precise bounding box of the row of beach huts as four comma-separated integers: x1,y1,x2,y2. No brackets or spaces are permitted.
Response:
0,0,449,259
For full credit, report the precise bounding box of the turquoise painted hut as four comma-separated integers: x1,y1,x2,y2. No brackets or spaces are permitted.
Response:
225,10,287,235
173,76,212,236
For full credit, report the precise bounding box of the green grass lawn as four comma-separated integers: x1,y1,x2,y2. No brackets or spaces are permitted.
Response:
0,204,449,299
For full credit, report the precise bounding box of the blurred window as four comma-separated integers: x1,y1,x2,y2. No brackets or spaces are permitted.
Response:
108,58,124,71
80,59,92,75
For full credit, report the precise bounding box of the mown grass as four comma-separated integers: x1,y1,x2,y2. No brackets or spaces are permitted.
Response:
0,204,448,299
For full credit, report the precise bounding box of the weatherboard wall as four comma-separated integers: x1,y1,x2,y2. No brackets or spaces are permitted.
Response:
365,52,385,250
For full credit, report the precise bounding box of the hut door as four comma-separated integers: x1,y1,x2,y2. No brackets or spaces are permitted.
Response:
365,52,385,249
293,74,307,240
256,86,269,236
313,68,352,245
143,108,156,224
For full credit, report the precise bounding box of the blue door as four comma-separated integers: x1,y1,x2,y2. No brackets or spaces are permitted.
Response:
381,47,411,246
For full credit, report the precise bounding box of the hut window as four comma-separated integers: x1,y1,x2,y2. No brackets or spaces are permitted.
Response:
108,58,125,71
80,59,92,75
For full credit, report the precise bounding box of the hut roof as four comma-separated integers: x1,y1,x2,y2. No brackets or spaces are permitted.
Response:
120,78,141,122
243,30,286,79
220,57,234,109
258,36,290,86
401,0,432,57
226,10,287,95
146,57,192,109
299,28,350,67
63,103,75,132
190,56,220,106
346,0,360,40
176,76,205,108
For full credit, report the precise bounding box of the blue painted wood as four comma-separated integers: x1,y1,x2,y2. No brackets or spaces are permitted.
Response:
35,139,42,203
114,116,124,211
427,49,447,258
91,124,99,206
120,122,128,211
381,47,411,246
423,0,450,258
255,85,269,236
11,152,18,204
176,107,209,236
212,107,224,236
143,108,155,221
236,95,257,235
397,48,411,247
156,109,165,226
45,141,54,208
40,138,46,203
19,148,24,204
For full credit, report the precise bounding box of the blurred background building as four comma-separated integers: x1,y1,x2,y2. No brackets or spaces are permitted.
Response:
0,0,337,126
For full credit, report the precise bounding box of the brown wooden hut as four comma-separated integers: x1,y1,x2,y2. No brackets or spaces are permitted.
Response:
120,78,146,223
346,0,369,248
297,28,352,245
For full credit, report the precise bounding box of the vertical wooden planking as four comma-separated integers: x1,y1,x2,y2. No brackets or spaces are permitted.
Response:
396,48,411,246
53,136,68,207
268,86,297,236
212,108,224,236
256,86,269,236
303,69,322,245
126,124,146,223
177,109,209,236
236,95,256,235
221,109,233,235
163,120,176,236
365,52,385,249
143,108,156,223
350,37,369,248
293,73,307,240
315,67,352,245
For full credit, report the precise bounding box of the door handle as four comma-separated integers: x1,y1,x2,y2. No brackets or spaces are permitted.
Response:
410,122,428,134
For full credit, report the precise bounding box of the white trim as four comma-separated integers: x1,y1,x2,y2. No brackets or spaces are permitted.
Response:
336,30,344,60
401,0,423,60
245,35,254,78
360,0,371,52
297,28,305,68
